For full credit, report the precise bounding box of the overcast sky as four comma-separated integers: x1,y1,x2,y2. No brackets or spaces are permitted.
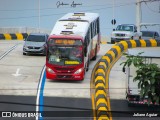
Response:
0,0,160,35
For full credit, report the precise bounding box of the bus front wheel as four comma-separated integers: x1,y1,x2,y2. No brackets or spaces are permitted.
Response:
86,59,90,71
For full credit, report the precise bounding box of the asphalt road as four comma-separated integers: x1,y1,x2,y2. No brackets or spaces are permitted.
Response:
110,99,160,120
0,40,160,120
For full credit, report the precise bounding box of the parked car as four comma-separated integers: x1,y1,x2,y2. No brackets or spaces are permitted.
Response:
141,30,160,40
23,33,48,55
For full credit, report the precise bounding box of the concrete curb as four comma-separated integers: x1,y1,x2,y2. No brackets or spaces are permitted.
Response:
0,33,28,40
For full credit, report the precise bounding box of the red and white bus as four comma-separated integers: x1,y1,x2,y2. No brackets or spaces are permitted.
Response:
46,12,100,80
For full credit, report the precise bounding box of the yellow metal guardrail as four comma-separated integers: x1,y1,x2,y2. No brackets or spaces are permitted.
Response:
91,39,160,120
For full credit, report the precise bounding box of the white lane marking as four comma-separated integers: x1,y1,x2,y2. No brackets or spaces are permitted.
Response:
12,68,21,77
0,44,18,60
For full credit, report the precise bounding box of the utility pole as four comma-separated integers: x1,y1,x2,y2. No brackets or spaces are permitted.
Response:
136,0,141,32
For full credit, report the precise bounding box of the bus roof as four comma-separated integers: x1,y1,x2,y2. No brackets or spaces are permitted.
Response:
50,12,99,38
59,12,99,23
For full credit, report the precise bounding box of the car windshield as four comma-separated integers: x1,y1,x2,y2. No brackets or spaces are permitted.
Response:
142,31,154,37
26,35,45,42
116,25,133,31
48,46,83,66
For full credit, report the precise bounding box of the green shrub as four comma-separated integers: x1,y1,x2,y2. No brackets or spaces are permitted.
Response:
121,52,160,105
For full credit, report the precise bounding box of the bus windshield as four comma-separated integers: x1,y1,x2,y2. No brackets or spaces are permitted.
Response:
47,39,83,66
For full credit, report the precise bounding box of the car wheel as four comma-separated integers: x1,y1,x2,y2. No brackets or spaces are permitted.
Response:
111,39,115,44
23,52,26,55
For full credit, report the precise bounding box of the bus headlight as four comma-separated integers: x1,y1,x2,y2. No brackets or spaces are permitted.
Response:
74,68,83,74
47,67,55,74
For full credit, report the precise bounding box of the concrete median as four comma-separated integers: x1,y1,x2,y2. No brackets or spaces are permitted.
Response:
91,39,160,120
0,33,28,40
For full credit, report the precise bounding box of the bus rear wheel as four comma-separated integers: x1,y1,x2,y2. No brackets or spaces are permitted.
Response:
92,47,97,60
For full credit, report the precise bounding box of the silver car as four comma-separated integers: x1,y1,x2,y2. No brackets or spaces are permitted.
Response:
23,33,48,55
141,31,160,40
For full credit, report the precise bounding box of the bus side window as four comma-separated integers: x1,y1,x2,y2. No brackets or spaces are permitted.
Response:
97,18,100,33
84,37,88,57
87,29,90,44
90,23,93,39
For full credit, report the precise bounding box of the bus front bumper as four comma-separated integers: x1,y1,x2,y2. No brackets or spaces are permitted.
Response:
46,71,85,81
